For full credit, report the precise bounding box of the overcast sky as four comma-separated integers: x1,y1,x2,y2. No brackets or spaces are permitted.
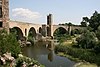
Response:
9,0,100,25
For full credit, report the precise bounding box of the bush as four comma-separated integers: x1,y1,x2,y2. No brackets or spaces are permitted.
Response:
55,45,100,66
28,36,35,45
95,26,100,40
0,29,21,57
56,34,71,43
76,30,96,49
94,41,100,54
16,55,45,67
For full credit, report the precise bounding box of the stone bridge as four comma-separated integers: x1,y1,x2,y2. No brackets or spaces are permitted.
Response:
9,21,42,37
8,14,84,40
0,0,85,40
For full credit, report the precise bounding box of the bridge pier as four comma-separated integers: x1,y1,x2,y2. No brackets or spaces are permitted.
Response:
42,24,47,37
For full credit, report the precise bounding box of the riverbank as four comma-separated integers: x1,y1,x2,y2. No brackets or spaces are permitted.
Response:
57,52,97,67
0,52,45,67
55,45,99,67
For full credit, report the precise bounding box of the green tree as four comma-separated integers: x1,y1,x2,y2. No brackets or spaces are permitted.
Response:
89,11,100,31
68,22,73,26
81,21,87,27
82,11,100,31
0,29,21,57
83,17,89,22
95,26,100,40
76,30,96,49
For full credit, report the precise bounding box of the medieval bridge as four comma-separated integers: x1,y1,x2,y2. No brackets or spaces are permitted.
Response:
8,14,84,40
0,0,84,40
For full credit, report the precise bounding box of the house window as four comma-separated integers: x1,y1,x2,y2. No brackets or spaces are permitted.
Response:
0,22,3,27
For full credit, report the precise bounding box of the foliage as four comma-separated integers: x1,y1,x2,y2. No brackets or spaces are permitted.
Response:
28,31,36,45
94,41,100,54
87,26,93,32
71,29,83,36
28,36,35,45
59,22,79,26
82,11,100,31
76,30,96,49
81,21,87,27
55,34,71,43
16,56,40,67
53,26,72,43
55,45,100,66
95,26,100,40
54,27,68,37
0,29,21,57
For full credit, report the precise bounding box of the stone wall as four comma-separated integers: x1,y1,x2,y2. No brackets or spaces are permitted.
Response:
0,0,9,32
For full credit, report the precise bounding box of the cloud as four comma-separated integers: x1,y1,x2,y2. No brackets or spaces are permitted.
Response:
12,8,41,21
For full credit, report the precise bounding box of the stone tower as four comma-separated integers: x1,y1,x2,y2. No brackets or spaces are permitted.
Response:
47,14,53,36
0,0,9,32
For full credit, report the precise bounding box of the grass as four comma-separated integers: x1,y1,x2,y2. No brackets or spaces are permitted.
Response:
57,52,81,62
56,50,98,67
55,44,100,66
75,62,97,67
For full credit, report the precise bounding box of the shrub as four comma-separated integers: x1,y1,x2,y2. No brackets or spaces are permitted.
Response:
76,30,96,49
55,45,100,66
0,29,21,57
94,41,100,54
28,36,35,45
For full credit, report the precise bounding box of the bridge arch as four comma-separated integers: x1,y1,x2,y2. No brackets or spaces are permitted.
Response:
10,27,24,40
39,27,42,34
53,27,68,36
28,27,37,38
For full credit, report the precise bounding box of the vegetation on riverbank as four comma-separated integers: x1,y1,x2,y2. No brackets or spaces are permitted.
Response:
54,30,100,66
55,45,100,66
57,52,97,67
54,11,100,66
0,29,45,67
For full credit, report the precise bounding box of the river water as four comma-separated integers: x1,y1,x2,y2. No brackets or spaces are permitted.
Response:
22,41,76,67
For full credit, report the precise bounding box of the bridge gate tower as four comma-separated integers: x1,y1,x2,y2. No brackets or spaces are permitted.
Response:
47,14,53,37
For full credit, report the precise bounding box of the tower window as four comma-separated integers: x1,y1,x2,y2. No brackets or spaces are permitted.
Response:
0,22,2,27
0,7,2,18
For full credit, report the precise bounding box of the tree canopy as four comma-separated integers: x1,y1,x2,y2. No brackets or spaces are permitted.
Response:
0,29,21,57
82,11,100,31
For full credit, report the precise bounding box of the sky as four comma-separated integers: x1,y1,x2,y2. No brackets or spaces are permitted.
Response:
9,0,100,25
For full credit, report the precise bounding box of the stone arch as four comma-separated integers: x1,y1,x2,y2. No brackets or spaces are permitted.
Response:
39,27,42,34
28,27,36,38
10,27,24,40
53,27,68,36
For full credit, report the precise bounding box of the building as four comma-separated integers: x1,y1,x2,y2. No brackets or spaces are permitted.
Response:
0,0,9,32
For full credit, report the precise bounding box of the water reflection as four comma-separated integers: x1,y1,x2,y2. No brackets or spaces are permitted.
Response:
22,41,75,67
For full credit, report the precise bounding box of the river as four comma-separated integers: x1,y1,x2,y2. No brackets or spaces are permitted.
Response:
22,41,76,67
